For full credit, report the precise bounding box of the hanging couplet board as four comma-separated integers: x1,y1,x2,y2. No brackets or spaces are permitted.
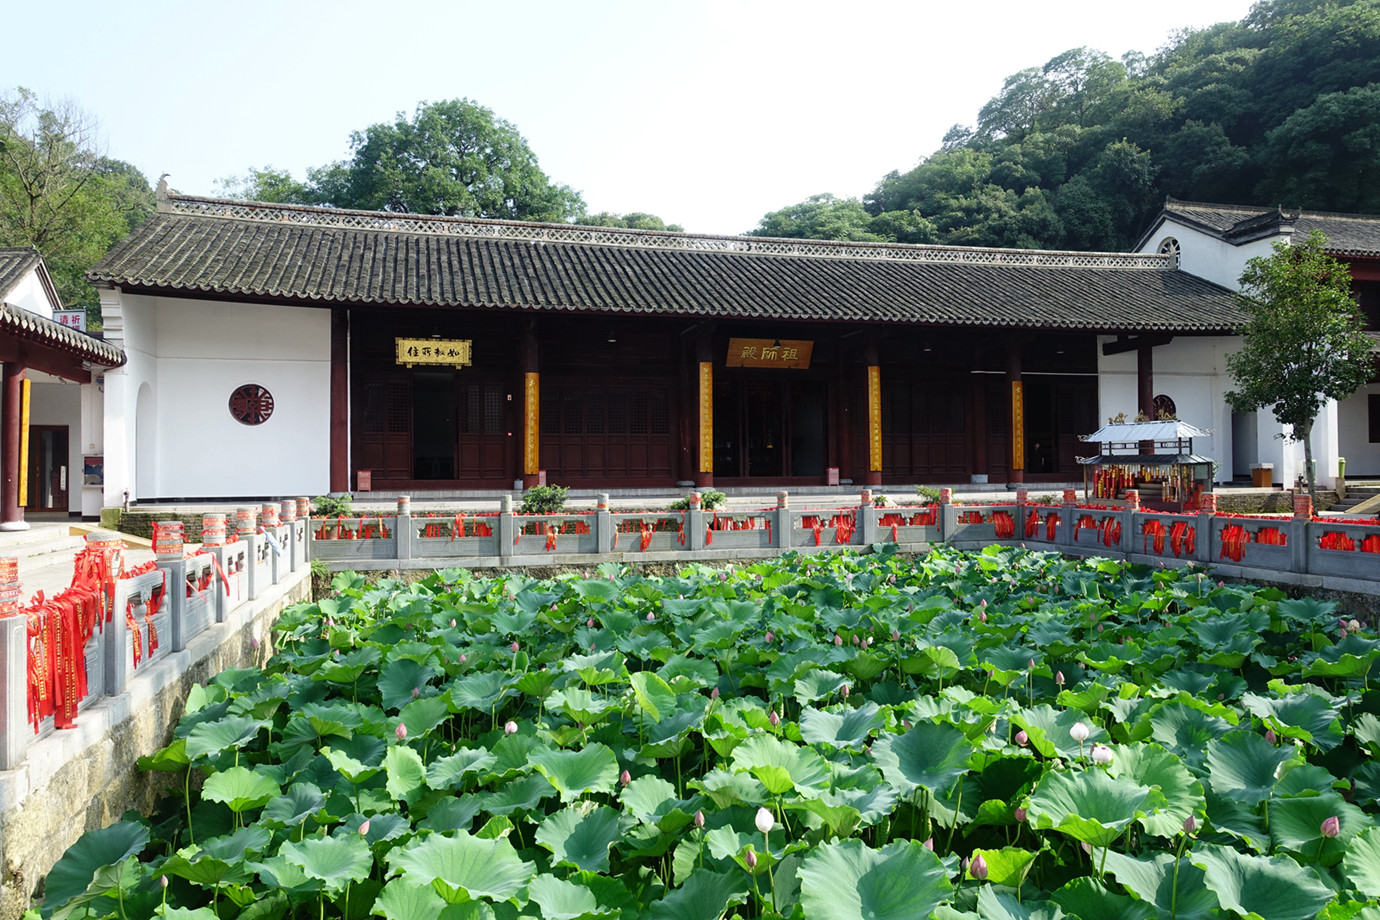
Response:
1011,381,1025,471
523,373,540,476
725,338,813,369
867,366,882,472
395,338,473,368
18,378,30,506
698,362,713,473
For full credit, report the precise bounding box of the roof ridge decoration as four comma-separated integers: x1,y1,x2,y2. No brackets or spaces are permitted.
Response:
163,193,1172,271
1165,197,1380,225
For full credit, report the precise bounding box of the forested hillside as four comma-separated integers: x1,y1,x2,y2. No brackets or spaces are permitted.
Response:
751,0,1380,251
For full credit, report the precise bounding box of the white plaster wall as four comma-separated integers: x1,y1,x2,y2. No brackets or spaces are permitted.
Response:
1137,222,1279,291
27,375,82,513
1097,336,1237,483
1338,387,1380,478
137,294,331,498
101,287,158,507
4,270,57,319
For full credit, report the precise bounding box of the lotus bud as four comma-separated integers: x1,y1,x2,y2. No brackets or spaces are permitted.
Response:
326,617,334,628
359,819,371,836
160,875,168,888
923,837,934,850
411,687,420,698
842,684,850,699
450,619,456,627
745,848,758,868
1082,842,1093,854
892,629,901,641
694,810,705,828
902,720,913,730
979,598,987,608
1350,619,1362,631
977,610,987,623
1265,729,1277,744
588,617,595,628
1055,671,1066,686
1342,628,1348,639
504,720,518,735
620,769,632,786
769,709,781,727
853,634,861,645
1014,807,1027,822
1183,815,1196,835
765,631,774,643
756,807,775,834
710,687,720,700
1028,658,1036,669
395,723,407,740
1015,730,1029,746
1321,815,1341,838
1091,744,1113,765
970,853,989,880
834,634,843,646
647,612,656,622
1069,721,1090,742
510,641,519,653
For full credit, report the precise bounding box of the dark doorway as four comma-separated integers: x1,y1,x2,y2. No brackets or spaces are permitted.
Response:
715,377,828,479
27,425,68,511
412,370,457,479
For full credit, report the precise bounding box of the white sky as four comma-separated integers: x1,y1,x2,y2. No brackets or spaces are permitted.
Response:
7,0,1259,235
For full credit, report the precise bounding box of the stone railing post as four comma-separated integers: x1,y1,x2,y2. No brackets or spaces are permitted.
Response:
939,488,956,542
596,493,614,554
1124,491,1140,556
499,495,516,560
1293,494,1312,575
153,522,189,652
777,491,792,549
686,492,705,552
1059,489,1077,547
0,613,28,770
859,490,878,544
1196,494,1216,564
395,496,413,563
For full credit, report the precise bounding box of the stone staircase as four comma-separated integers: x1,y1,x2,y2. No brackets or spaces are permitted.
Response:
1330,482,1380,515
0,523,89,598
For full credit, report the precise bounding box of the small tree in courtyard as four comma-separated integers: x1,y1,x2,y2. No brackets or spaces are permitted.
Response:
1225,229,1374,507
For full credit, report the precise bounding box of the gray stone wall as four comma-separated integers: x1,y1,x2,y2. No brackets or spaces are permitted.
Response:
0,571,310,920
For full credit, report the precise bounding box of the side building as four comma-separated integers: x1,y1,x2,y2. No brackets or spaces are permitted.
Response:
87,190,1243,502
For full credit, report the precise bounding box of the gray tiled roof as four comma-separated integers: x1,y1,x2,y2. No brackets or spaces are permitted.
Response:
0,248,41,303
88,195,1245,333
1157,198,1380,256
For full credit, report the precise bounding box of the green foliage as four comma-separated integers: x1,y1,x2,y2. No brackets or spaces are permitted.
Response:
42,546,1380,919
311,494,353,517
584,211,684,232
1225,230,1373,503
521,484,568,514
0,87,153,324
221,99,584,222
669,490,726,511
916,484,943,502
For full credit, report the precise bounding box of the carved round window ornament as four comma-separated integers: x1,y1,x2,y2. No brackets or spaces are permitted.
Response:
229,384,274,425
1153,394,1177,419
1157,237,1180,259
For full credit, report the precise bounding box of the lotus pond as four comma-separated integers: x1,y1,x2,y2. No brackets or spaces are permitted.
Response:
42,545,1380,920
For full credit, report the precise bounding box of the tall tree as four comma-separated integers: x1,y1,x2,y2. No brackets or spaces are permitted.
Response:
1225,230,1374,506
222,99,585,223
584,212,684,232
0,87,153,324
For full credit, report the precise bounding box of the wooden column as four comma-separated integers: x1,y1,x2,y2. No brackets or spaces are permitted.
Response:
1138,341,1155,454
521,329,540,488
329,308,349,493
1007,340,1025,485
1,364,26,530
969,372,988,479
695,330,713,488
864,342,881,487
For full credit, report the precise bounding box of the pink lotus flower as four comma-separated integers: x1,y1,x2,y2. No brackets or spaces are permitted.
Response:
969,853,989,880
853,634,861,645
510,641,519,653
841,684,850,699
710,687,720,700
745,849,757,868
647,612,656,622
769,710,780,728
923,837,933,850
1183,815,1196,835
694,810,705,829
892,629,900,641
359,819,371,836
450,619,456,627
1015,730,1029,746
395,723,407,740
620,769,632,786
1014,807,1027,822
411,687,419,698
504,720,518,734
1265,729,1278,744
764,631,774,643
1055,671,1066,686
834,635,843,646
755,807,775,834
1091,744,1113,765
458,653,466,662
588,617,596,628
1321,815,1341,838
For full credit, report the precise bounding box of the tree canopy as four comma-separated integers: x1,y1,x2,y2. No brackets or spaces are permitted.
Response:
752,0,1380,249
0,88,153,323
220,99,586,223
1224,230,1374,504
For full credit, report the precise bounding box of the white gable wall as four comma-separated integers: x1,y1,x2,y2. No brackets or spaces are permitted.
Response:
1136,220,1279,291
4,269,58,319
102,291,331,501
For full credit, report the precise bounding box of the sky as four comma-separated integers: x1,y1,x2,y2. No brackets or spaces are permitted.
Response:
7,0,1260,235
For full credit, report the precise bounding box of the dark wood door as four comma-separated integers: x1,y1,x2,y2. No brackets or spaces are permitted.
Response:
26,425,68,511
540,378,675,485
882,379,968,479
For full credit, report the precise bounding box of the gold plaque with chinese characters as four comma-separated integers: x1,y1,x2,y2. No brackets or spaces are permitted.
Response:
395,338,473,368
725,338,813,369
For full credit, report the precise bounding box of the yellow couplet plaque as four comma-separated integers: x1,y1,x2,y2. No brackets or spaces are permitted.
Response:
1011,380,1025,471
523,373,539,476
868,365,882,473
698,362,713,473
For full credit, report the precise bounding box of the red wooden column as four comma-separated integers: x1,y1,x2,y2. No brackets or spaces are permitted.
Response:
863,342,881,487
521,329,540,489
329,308,349,493
1007,340,1025,486
1138,341,1155,454
1,364,27,530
